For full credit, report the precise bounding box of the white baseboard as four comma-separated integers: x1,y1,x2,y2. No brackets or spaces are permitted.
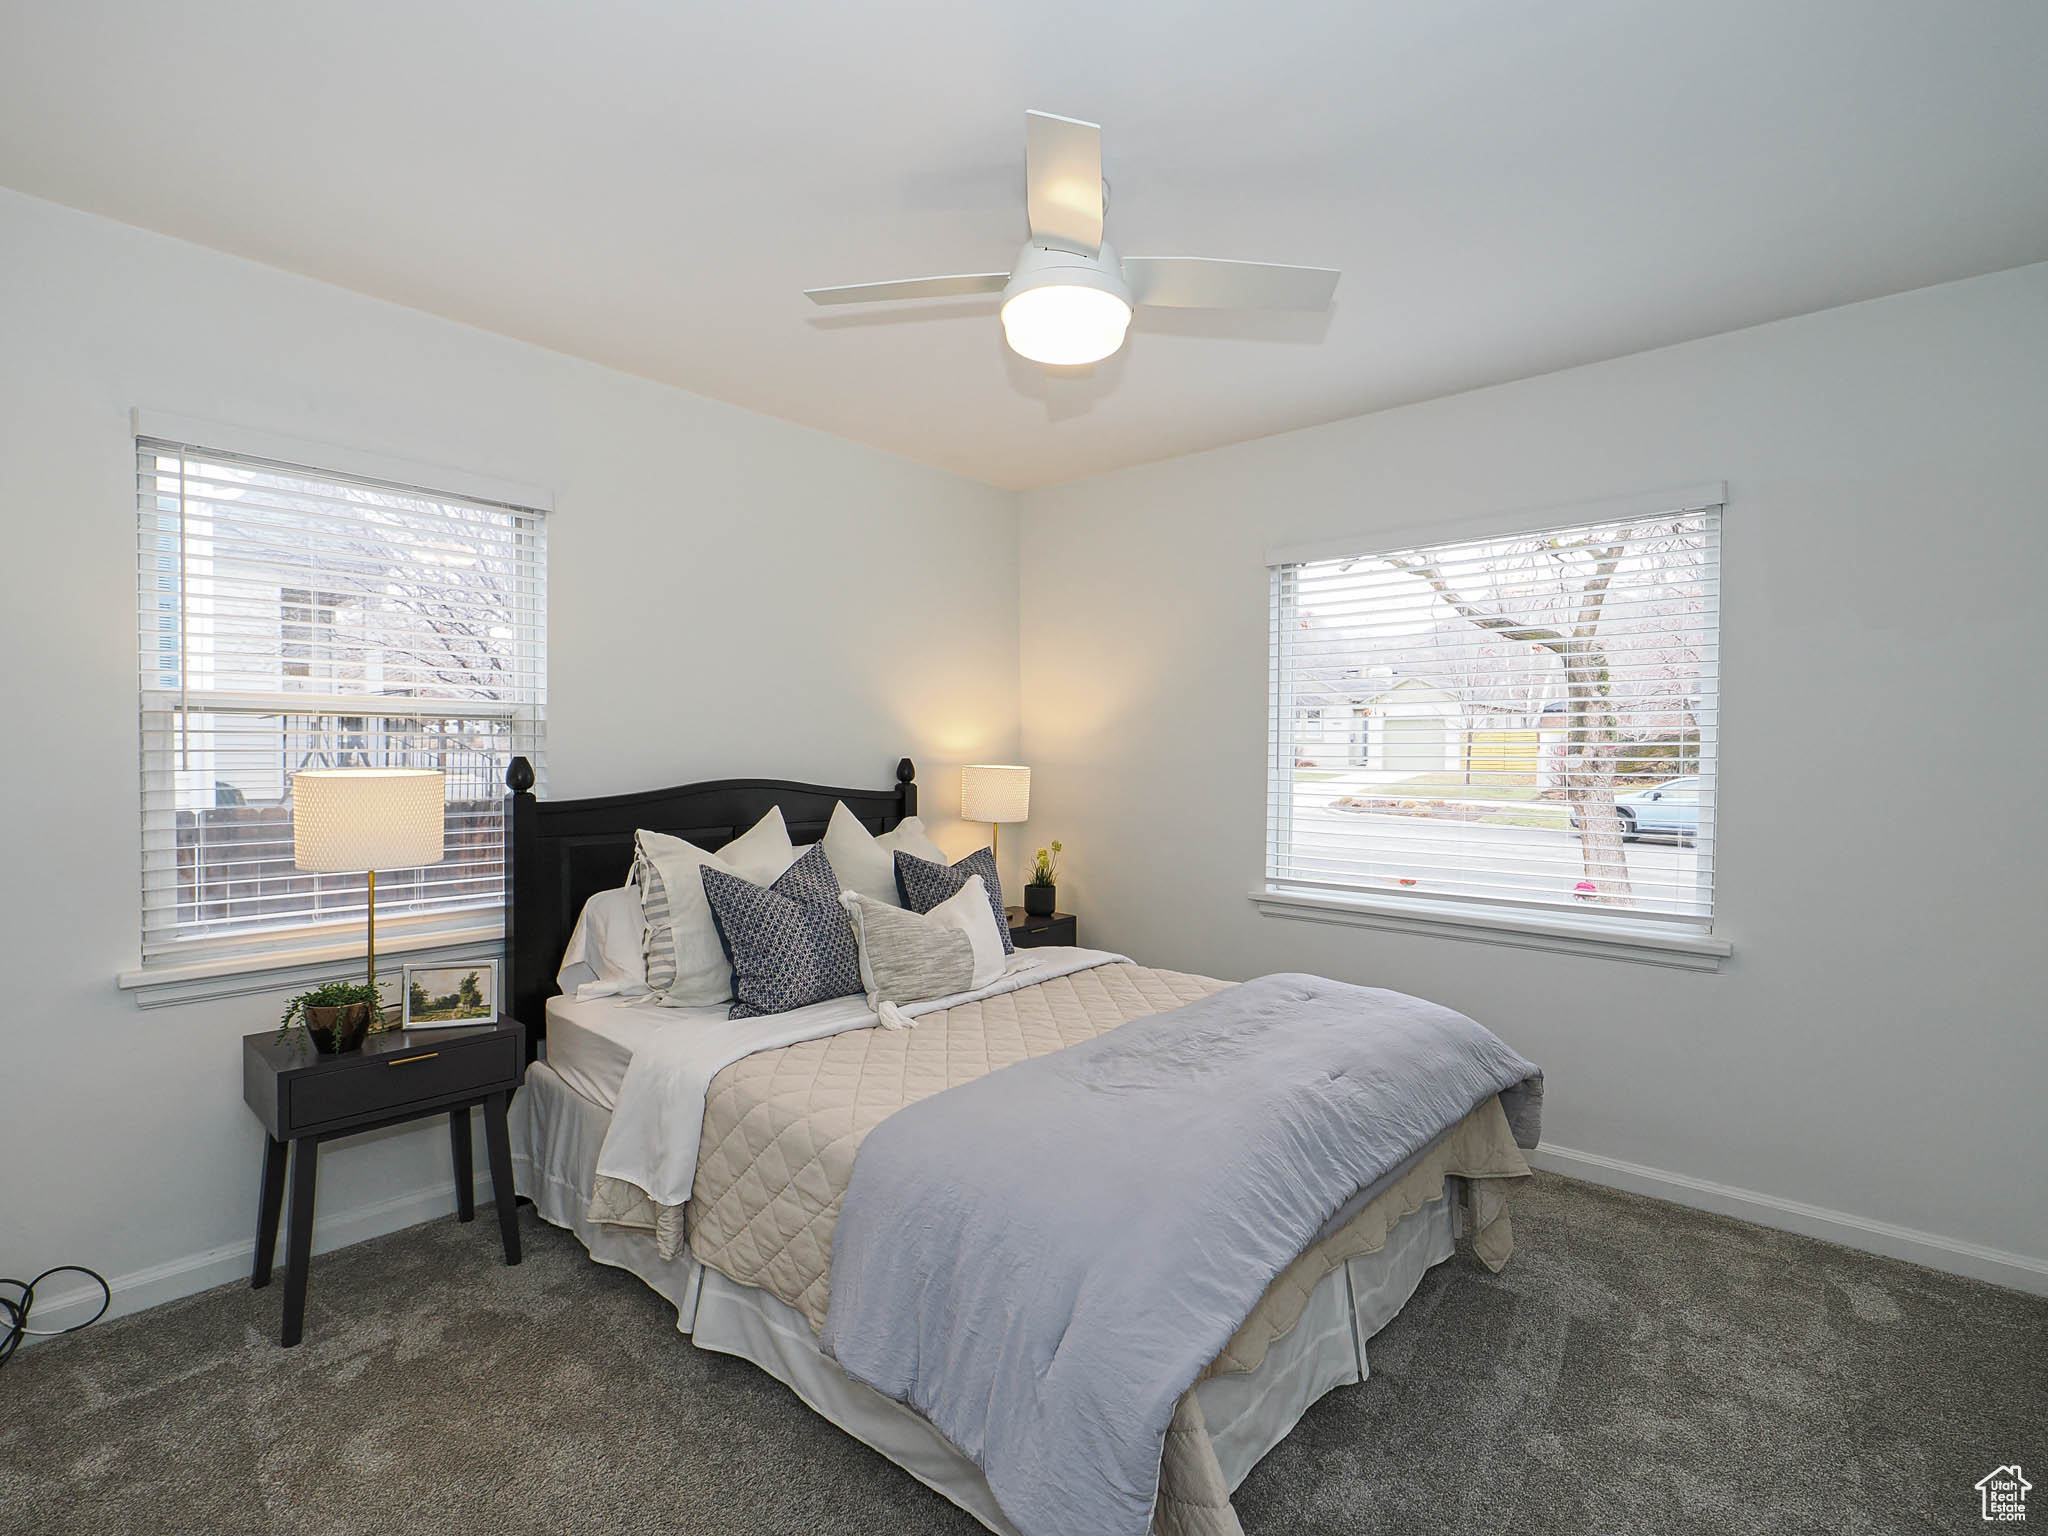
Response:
18,1181,468,1339
1530,1143,2048,1297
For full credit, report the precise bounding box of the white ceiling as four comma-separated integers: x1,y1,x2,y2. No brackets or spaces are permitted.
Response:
6,1,2047,490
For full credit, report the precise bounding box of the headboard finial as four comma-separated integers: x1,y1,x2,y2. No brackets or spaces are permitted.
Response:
896,757,916,785
507,756,536,794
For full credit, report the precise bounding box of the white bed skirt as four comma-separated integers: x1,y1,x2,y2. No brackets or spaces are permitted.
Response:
511,1058,1459,1534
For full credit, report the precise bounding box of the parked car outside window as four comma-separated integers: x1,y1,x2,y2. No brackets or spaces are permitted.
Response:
1571,776,1701,842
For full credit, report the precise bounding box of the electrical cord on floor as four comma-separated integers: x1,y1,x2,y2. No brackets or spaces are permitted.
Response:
0,1266,110,1368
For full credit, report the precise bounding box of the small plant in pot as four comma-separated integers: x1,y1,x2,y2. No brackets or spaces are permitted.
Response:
1025,840,1062,918
278,980,381,1055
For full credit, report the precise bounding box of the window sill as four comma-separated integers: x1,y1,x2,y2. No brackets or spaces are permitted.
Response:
1247,886,1731,971
118,923,506,1010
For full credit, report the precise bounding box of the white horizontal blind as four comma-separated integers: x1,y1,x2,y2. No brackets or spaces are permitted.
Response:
1268,505,1719,924
137,438,546,964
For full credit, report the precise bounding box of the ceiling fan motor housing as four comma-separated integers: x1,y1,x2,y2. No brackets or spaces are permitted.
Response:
1002,240,1130,306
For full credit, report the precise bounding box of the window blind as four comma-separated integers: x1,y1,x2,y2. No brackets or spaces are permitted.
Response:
136,437,546,965
1267,504,1719,925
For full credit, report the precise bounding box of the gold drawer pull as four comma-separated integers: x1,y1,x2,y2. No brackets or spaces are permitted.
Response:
387,1051,440,1066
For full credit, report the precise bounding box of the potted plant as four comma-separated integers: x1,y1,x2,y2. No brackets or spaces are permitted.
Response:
278,979,382,1055
1025,840,1062,918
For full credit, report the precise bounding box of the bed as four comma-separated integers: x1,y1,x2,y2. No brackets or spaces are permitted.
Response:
501,757,1540,1536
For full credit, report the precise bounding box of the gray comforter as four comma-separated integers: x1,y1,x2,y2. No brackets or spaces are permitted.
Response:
819,972,1542,1536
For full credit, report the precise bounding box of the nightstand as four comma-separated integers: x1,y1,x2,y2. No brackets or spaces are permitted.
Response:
242,1018,525,1346
1006,907,1077,949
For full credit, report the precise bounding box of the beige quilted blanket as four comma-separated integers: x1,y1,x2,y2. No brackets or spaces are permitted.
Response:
681,961,1531,1536
691,962,1227,1319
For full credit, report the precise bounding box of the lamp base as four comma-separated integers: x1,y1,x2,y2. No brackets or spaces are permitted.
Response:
363,868,399,1034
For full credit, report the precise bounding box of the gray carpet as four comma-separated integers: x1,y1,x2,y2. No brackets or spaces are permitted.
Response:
1,1173,2040,1535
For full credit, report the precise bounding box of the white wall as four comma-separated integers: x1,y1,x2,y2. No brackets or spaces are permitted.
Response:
0,188,1020,1320
6,179,2043,1320
1019,264,2048,1286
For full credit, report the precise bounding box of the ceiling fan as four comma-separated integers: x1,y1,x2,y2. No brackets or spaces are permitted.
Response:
805,111,1340,368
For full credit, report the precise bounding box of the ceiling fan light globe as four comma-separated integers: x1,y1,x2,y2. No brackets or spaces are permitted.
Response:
1000,284,1133,366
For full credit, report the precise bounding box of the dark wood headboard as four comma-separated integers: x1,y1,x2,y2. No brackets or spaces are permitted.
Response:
502,756,917,1061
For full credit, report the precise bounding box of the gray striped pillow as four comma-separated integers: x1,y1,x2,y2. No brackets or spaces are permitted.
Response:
632,809,796,1006
839,892,977,1009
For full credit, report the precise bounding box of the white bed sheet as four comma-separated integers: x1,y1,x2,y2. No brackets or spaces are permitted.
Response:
542,992,723,1112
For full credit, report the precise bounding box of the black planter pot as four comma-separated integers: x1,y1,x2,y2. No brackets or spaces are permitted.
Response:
304,1002,373,1055
1023,883,1057,917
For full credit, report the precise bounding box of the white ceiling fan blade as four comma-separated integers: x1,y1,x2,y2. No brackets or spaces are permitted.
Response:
1025,110,1103,256
1123,257,1340,311
805,273,1009,305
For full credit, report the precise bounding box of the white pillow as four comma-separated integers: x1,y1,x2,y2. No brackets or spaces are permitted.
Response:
556,885,651,1001
839,873,1007,1015
819,801,947,907
929,875,1009,989
634,808,798,1006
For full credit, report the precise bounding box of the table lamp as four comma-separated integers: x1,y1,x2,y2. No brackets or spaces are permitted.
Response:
960,764,1030,861
293,768,446,1012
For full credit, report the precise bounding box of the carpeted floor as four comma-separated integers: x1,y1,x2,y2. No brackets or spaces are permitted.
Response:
1,1173,2040,1535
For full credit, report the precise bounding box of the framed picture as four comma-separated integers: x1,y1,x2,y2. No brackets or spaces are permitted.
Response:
401,960,498,1029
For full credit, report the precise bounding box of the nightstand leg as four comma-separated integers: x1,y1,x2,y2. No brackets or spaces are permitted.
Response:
281,1136,318,1347
450,1108,475,1222
482,1091,521,1266
252,1133,288,1288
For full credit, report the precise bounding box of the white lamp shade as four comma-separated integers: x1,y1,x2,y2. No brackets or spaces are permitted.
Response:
961,764,1031,825
292,769,447,873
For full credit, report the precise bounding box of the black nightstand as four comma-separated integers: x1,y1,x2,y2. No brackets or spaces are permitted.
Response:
1006,907,1077,949
242,1018,525,1346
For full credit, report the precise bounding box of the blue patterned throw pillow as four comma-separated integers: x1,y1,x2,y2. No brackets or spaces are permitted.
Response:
893,847,1013,954
701,844,863,1018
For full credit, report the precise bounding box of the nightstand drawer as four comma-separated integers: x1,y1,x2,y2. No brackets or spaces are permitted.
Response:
1006,910,1077,949
286,1032,518,1132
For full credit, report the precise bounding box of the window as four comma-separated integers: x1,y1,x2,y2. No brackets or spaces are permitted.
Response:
1267,498,1719,934
136,437,546,967
279,586,361,679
